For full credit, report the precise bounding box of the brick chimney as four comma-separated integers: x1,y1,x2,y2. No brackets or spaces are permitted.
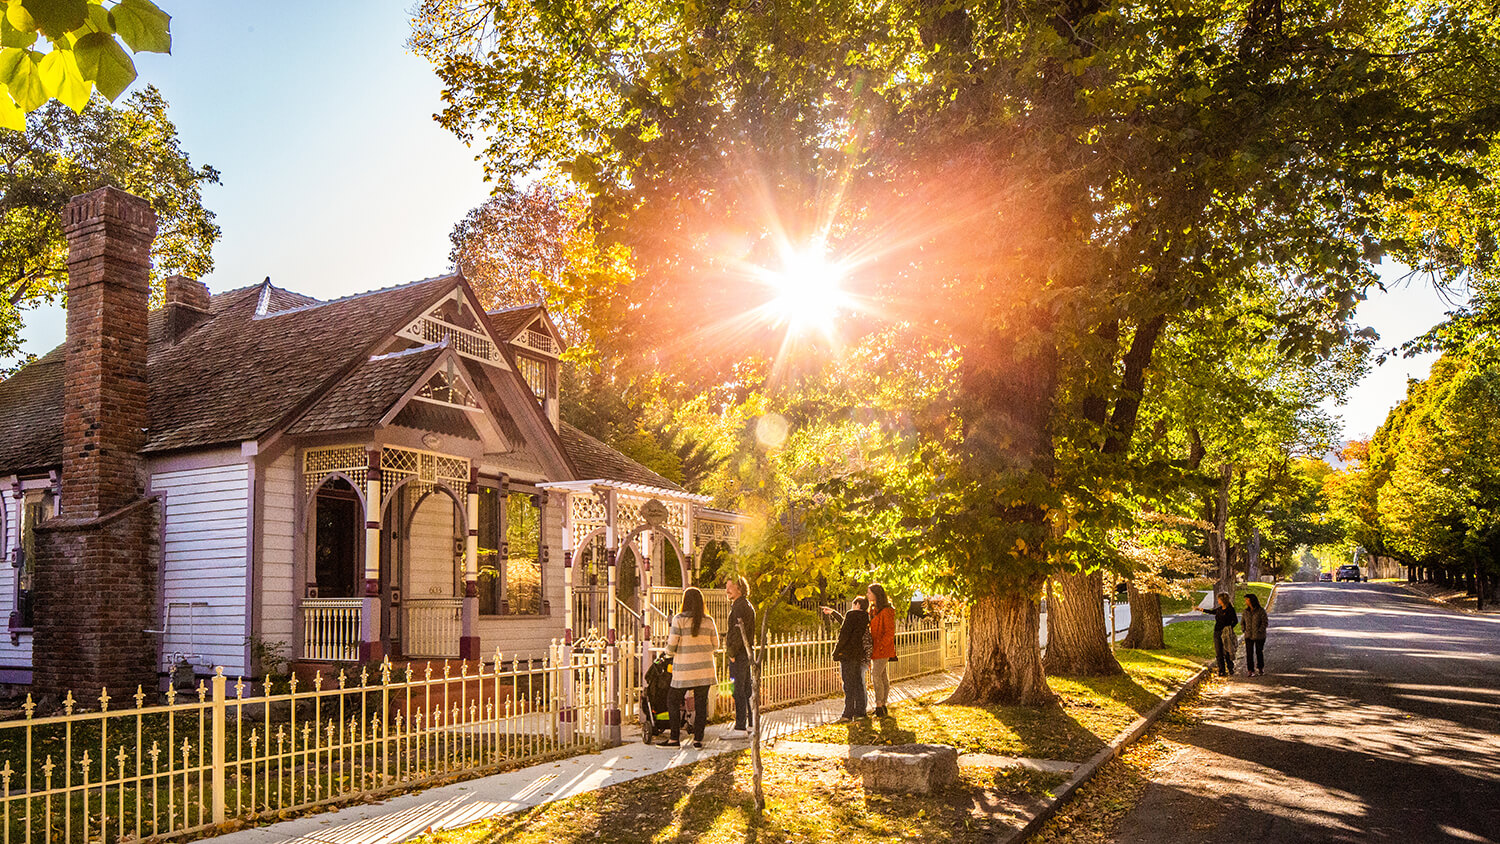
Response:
32,187,161,699
164,274,212,342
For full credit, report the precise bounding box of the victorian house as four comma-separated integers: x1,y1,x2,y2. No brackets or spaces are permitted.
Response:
0,187,741,697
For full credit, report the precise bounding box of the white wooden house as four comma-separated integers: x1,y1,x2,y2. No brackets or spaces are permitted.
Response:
0,270,742,685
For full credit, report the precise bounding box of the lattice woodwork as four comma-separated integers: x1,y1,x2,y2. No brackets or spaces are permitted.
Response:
382,446,471,498
303,446,368,495
399,316,503,365
514,328,557,356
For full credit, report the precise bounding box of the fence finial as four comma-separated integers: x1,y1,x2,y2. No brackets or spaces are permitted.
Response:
98,687,110,712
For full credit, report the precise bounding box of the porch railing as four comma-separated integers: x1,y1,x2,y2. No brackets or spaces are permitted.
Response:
301,598,363,663
404,598,463,659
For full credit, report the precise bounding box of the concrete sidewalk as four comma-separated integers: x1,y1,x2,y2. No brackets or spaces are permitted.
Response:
216,670,962,844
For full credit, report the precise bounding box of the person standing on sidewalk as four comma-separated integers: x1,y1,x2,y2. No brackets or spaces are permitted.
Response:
662,587,720,748
1241,593,1268,676
1199,592,1238,676
825,596,870,721
725,577,756,736
866,583,897,717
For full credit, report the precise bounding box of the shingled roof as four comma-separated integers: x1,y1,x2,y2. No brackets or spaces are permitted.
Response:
0,275,459,472
558,421,684,492
487,304,546,340
0,274,691,499
286,345,446,436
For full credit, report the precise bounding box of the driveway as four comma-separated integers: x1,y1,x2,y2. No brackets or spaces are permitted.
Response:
1111,582,1500,843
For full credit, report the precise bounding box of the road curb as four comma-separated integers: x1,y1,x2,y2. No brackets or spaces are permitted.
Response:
1267,581,1280,613
998,662,1213,844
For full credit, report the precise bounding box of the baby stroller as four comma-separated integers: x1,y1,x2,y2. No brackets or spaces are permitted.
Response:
641,654,678,743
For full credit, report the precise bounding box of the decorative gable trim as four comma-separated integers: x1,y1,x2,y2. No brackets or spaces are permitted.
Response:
397,289,510,368
511,321,560,359
412,359,482,412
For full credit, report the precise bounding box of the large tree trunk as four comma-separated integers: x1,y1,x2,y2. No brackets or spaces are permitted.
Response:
946,588,1055,706
1120,582,1165,649
1042,569,1123,676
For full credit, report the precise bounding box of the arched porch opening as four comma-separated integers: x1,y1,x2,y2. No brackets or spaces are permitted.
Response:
306,475,364,599
380,477,468,659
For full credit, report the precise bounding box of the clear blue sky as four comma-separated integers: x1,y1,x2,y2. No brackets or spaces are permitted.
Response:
8,0,1463,442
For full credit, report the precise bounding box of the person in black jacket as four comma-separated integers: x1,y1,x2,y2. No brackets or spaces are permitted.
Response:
725,577,756,736
824,597,870,721
1199,592,1238,676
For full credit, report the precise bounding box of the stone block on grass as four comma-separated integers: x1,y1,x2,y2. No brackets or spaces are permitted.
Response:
851,744,959,794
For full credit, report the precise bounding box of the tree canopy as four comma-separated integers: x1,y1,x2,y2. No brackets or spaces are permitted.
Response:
0,85,219,367
414,0,1500,703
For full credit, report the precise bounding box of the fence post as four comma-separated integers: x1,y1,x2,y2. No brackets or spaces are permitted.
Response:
211,667,226,824
604,644,622,747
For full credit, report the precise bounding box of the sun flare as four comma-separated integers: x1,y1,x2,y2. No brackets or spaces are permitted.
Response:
764,247,850,335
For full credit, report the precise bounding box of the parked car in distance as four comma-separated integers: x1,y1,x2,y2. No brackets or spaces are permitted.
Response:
1336,564,1364,582
1319,572,1333,582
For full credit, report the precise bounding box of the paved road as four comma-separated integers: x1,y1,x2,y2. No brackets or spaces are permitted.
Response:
1112,582,1500,844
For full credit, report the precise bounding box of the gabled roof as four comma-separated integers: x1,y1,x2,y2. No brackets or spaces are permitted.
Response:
0,275,461,471
487,304,546,340
286,345,446,436
145,275,457,452
558,422,684,492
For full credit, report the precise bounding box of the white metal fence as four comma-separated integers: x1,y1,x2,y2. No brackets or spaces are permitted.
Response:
0,612,966,844
0,647,611,844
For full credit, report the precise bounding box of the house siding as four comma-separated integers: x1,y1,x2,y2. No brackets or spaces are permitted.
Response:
150,459,250,676
407,492,459,598
0,481,29,678
259,453,298,662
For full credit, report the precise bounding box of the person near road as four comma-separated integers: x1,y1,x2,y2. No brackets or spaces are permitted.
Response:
725,577,756,736
867,583,897,717
1200,592,1238,676
662,586,720,749
824,596,871,721
1241,593,1268,676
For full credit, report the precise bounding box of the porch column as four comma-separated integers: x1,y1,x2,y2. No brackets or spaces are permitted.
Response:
605,489,618,646
561,491,574,645
604,488,621,745
360,448,383,662
683,507,695,587
461,467,480,660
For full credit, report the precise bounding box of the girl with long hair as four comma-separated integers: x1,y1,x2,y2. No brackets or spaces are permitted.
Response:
663,586,720,747
866,583,897,717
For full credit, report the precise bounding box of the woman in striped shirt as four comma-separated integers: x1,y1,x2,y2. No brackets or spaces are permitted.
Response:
662,586,721,748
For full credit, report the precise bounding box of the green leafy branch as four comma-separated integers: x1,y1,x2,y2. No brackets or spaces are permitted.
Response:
1,0,170,130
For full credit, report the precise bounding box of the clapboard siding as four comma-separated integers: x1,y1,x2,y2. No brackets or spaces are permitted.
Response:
153,462,250,676
0,486,27,670
259,454,297,659
476,494,567,659
408,494,459,598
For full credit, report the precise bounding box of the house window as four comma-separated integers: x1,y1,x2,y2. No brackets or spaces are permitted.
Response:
506,493,543,615
517,356,547,401
476,485,543,615
477,485,503,615
16,492,52,630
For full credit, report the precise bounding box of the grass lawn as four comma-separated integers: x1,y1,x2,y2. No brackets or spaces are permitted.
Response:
1158,581,1274,616
415,750,1066,844
792,626,1210,763
406,624,1216,844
